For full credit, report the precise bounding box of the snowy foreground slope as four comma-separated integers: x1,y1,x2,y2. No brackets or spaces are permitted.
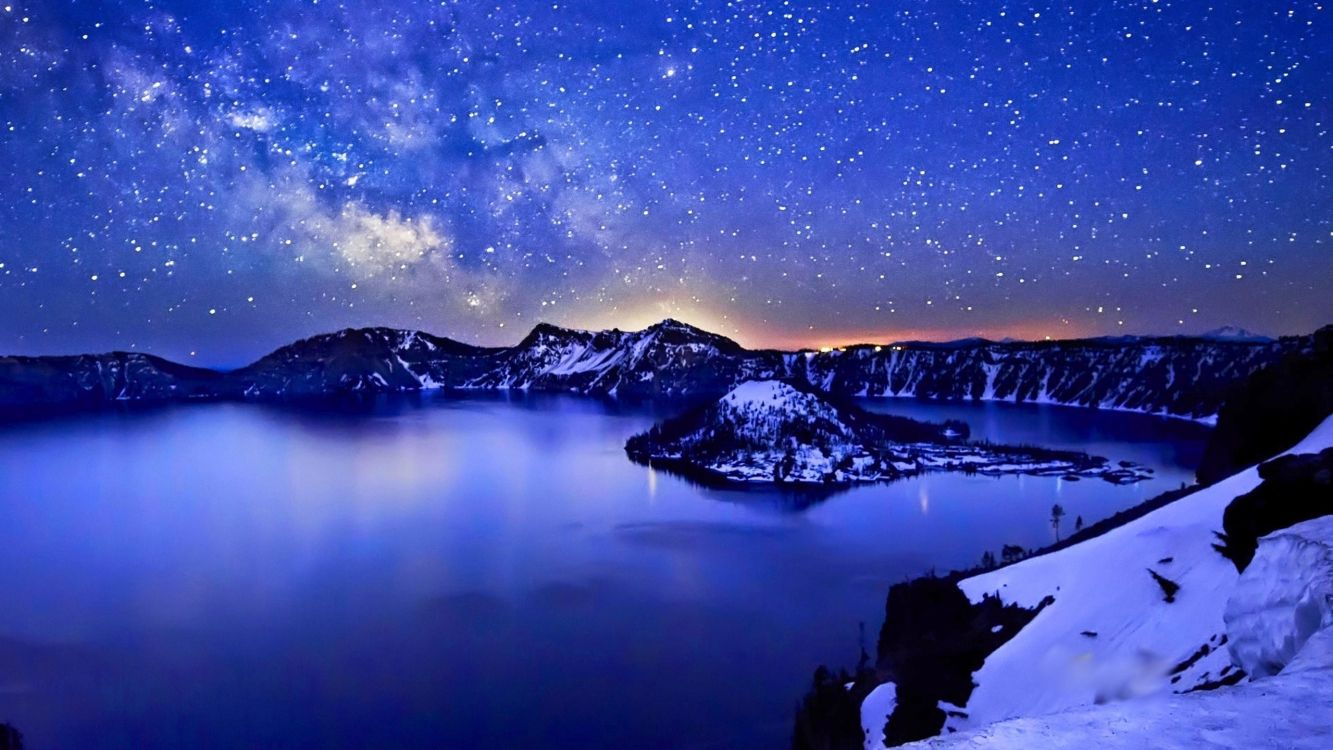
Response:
902,640,1333,749
864,415,1333,748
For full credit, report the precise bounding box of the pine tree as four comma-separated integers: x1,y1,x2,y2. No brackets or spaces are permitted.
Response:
1051,503,1066,542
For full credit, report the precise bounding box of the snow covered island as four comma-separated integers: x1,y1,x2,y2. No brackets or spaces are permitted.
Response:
625,380,1153,486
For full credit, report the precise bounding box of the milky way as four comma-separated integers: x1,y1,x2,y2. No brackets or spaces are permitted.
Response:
1,0,1329,364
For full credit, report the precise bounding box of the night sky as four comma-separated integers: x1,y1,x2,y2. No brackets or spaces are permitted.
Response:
1,0,1329,365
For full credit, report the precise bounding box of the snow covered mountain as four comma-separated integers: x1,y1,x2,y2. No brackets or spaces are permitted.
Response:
229,327,501,397
0,320,1320,420
1201,325,1273,342
462,318,775,395
626,380,1151,485
625,380,951,483
828,414,1333,749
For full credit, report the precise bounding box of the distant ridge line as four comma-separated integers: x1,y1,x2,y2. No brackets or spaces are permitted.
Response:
1,319,1327,422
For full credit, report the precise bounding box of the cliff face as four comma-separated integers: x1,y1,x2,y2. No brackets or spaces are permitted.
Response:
784,335,1302,421
1197,325,1333,484
0,352,229,408
227,327,500,398
0,320,1314,420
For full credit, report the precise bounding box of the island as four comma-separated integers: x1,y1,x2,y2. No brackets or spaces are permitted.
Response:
624,379,1152,486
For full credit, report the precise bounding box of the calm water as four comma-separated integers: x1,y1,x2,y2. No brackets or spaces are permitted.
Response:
0,394,1208,749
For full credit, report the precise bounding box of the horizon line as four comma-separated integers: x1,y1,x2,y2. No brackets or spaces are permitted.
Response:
2,317,1308,371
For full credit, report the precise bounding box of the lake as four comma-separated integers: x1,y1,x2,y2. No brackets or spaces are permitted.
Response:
0,394,1209,749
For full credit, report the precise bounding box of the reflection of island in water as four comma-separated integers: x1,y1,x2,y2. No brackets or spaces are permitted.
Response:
627,381,1154,495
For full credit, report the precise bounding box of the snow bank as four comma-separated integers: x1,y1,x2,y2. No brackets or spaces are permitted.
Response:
1285,625,1333,674
1224,514,1333,678
901,663,1333,749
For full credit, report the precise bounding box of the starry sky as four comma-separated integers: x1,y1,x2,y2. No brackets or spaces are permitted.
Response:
1,0,1329,365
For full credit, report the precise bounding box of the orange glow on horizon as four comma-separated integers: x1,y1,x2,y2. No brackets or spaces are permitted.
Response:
567,300,1097,350
741,319,1099,350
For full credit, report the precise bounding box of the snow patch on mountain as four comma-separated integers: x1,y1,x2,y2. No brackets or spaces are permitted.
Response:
1201,325,1272,342
628,379,890,483
723,378,806,409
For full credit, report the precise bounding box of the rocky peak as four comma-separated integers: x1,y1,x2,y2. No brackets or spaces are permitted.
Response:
517,322,592,348
637,318,743,352
246,327,480,366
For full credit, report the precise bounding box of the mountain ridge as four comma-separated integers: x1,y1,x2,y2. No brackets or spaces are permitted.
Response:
2,320,1324,421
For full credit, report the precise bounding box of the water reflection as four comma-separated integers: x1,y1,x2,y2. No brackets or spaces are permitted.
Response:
0,394,1208,749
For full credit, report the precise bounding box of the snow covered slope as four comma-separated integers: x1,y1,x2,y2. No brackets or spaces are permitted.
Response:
954,415,1333,727
900,490,1333,750
901,658,1333,749
857,415,1333,746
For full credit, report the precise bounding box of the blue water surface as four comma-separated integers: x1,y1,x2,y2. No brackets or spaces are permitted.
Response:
0,395,1208,748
